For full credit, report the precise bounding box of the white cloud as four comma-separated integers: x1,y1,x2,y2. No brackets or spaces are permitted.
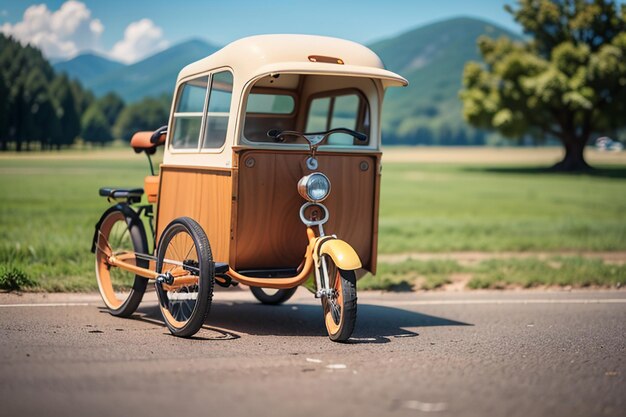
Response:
109,18,169,64
0,1,103,60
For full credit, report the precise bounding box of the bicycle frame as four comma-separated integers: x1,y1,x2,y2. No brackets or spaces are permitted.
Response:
101,221,361,291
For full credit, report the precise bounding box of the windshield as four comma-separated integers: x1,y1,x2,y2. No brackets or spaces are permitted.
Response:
242,74,371,146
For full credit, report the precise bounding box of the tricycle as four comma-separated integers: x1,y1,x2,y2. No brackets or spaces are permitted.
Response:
91,34,407,341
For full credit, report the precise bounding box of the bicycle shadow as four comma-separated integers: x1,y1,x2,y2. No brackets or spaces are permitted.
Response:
131,299,471,344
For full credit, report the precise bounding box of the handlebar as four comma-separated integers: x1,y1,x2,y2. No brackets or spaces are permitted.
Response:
150,125,168,144
267,128,367,145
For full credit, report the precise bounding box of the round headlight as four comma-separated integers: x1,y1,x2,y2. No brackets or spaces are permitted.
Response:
297,173,331,202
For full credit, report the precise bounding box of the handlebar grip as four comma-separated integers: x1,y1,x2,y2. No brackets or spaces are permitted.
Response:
267,129,281,138
150,125,168,144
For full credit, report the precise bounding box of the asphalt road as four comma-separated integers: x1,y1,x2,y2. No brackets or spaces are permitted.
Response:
0,289,624,417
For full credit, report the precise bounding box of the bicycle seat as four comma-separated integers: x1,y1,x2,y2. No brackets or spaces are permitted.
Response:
99,187,144,203
130,126,167,155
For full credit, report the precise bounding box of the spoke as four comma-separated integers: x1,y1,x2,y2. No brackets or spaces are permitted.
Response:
114,222,130,250
183,300,193,319
183,239,196,263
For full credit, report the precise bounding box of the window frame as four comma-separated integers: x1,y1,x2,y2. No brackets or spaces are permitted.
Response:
202,71,233,151
305,88,370,133
304,88,371,147
168,67,234,155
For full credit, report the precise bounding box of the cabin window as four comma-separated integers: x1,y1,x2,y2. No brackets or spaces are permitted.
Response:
203,71,233,149
171,76,208,149
243,92,297,141
305,92,369,146
246,94,295,114
170,70,233,152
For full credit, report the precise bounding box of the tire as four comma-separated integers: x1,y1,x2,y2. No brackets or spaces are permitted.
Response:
250,286,297,305
156,217,214,338
94,206,149,318
320,256,357,342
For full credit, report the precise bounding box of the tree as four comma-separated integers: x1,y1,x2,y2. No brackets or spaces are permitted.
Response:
97,92,125,128
461,0,626,170
113,96,169,140
0,75,8,151
50,75,81,148
81,103,113,145
0,34,84,151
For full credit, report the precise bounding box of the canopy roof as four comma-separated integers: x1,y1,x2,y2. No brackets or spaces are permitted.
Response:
177,34,408,88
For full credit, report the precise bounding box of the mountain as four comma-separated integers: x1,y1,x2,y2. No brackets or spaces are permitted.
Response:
54,39,220,103
369,17,520,145
53,53,125,86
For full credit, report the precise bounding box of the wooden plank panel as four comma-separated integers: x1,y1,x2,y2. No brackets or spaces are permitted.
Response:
156,166,232,263
233,150,379,272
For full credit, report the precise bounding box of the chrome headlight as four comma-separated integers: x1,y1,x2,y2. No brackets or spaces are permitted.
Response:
297,173,331,202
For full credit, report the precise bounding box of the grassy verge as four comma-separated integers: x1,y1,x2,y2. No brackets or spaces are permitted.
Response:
359,257,626,291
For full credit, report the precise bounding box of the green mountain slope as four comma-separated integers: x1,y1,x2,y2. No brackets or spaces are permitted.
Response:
369,17,520,145
53,53,124,85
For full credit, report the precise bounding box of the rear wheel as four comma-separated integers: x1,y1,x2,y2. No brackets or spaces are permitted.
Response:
250,287,297,305
95,206,148,317
320,256,357,342
156,217,214,338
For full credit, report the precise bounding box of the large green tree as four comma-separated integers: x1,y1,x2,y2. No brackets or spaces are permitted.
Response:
461,0,626,170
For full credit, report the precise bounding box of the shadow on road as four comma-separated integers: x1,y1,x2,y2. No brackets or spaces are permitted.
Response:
131,300,471,343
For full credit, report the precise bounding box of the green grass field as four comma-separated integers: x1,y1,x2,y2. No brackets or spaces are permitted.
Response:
378,162,626,253
0,148,625,291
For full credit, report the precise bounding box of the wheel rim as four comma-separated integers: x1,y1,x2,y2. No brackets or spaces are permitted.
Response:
95,211,137,310
159,226,200,329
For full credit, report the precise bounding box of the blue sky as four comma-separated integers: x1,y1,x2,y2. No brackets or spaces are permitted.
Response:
1,0,523,62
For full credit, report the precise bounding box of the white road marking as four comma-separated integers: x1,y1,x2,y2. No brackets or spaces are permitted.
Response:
377,298,626,306
0,303,90,308
402,400,448,412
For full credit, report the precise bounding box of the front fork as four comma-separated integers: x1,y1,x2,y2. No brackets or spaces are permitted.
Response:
314,226,333,299
300,202,331,298
300,202,357,299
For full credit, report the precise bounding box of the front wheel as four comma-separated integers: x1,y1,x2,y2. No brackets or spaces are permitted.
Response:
320,256,357,342
250,287,297,305
156,217,214,338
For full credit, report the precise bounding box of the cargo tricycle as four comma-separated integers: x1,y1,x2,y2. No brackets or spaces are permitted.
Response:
92,34,407,341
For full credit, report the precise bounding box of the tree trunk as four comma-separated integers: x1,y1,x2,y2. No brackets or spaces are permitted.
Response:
552,136,591,171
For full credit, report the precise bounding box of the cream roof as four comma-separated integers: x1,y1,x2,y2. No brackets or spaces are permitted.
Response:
177,34,408,88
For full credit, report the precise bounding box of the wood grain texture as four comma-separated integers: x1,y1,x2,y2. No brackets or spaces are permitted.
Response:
232,149,380,272
156,166,232,263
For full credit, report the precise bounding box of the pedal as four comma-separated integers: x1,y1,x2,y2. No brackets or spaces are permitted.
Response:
215,274,239,288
